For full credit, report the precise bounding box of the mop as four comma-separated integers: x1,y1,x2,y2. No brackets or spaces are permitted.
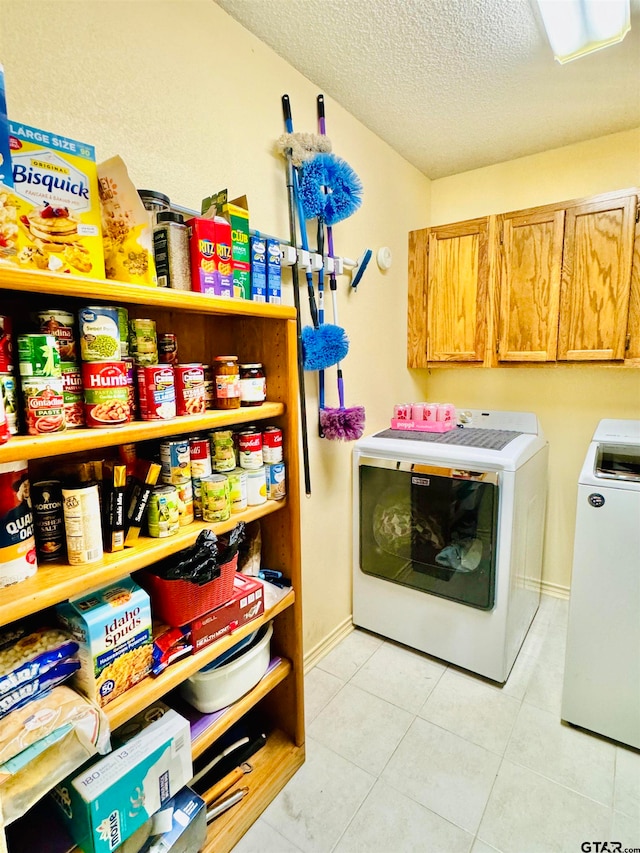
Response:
313,95,366,441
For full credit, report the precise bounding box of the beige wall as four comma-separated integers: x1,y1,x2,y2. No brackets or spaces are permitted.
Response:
426,128,640,596
1,0,430,657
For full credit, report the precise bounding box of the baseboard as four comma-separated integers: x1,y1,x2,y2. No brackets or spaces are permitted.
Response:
304,615,354,673
539,579,570,600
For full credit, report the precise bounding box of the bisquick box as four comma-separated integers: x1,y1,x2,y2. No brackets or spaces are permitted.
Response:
51,708,192,853
187,573,264,652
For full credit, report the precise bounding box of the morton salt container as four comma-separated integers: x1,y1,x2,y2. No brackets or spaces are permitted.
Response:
32,479,65,562
0,460,37,587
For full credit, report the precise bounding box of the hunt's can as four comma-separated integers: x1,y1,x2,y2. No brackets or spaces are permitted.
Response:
147,484,179,538
174,363,206,416
62,482,103,565
18,334,61,377
211,428,236,472
36,310,77,360
123,357,136,420
262,426,283,464
117,308,129,358
160,439,191,484
190,436,212,520
226,468,247,514
0,460,37,587
246,467,267,506
61,361,84,428
137,365,176,420
82,361,130,427
32,479,65,562
78,306,121,362
22,377,65,435
0,373,18,435
238,430,263,470
159,333,178,365
176,479,194,526
129,318,158,366
265,461,286,501
0,317,13,373
201,474,230,523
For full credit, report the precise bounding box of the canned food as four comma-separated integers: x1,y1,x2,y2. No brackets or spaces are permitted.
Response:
129,318,158,366
190,437,212,520
18,334,61,377
123,357,136,421
0,396,7,445
62,482,103,565
246,467,267,506
78,306,121,362
0,460,37,587
32,480,65,562
239,363,266,407
201,474,231,523
160,439,191,484
159,333,178,365
117,308,129,358
226,468,248,513
36,310,77,360
0,373,18,435
265,462,286,501
211,428,236,472
262,426,283,464
176,479,194,527
82,362,130,427
238,430,263,470
61,361,84,429
0,317,13,373
137,365,176,420
22,377,65,435
147,485,179,538
203,366,215,409
174,363,206,416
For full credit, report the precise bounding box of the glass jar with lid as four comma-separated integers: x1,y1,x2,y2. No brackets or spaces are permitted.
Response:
239,363,266,407
213,356,241,409
138,189,171,225
153,212,191,291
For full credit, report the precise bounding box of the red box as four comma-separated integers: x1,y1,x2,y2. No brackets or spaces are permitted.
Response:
187,216,233,297
187,574,264,652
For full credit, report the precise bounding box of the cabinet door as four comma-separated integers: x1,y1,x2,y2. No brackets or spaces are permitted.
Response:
426,218,489,362
498,210,564,361
558,194,636,361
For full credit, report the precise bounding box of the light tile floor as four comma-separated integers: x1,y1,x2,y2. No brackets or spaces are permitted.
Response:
234,596,640,853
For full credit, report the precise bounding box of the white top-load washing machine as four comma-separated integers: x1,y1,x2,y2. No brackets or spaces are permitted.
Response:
352,410,548,683
562,419,640,749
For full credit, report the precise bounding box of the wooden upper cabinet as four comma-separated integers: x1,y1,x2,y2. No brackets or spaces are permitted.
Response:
498,209,564,361
558,193,636,361
425,218,489,362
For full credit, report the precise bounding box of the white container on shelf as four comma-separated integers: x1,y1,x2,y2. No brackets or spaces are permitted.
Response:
180,622,273,714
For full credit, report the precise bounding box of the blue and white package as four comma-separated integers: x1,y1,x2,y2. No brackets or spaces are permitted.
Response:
250,235,267,302
266,238,281,304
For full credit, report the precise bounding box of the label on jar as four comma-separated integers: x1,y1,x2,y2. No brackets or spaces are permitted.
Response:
82,362,129,428
22,377,65,435
0,461,37,587
62,484,103,565
215,373,240,399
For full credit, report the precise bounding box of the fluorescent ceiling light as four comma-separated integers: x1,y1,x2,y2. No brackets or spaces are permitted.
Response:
536,0,631,63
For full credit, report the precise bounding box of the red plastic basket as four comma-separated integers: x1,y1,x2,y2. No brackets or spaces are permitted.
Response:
137,553,238,627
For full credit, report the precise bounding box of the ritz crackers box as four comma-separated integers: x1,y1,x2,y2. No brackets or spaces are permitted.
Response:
5,121,105,278
187,216,233,297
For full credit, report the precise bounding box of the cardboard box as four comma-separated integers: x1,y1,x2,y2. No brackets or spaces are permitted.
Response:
266,238,282,304
56,578,153,707
0,64,18,267
137,786,206,853
6,120,105,278
187,574,264,653
187,216,233,297
250,235,266,303
51,709,192,853
202,190,250,299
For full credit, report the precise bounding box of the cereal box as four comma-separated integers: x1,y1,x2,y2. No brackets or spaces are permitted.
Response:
6,120,105,278
55,578,153,707
52,708,192,853
0,64,19,264
202,190,251,298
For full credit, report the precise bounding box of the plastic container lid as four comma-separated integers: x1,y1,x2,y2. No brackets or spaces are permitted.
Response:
155,211,185,225
138,189,170,208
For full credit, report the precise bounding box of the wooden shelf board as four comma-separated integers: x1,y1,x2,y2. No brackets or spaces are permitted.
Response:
0,500,287,627
0,265,296,320
191,658,292,760
202,728,305,853
0,403,285,464
105,591,295,730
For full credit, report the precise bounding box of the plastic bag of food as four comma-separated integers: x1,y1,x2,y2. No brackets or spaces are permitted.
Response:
0,627,79,700
0,659,80,718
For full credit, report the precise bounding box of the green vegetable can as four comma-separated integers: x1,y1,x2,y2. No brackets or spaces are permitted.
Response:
78,307,121,362
17,334,61,377
147,485,179,538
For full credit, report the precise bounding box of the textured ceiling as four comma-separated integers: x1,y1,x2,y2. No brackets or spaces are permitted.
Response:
214,0,640,179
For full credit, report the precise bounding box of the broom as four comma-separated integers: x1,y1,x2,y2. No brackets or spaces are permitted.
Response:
315,95,365,441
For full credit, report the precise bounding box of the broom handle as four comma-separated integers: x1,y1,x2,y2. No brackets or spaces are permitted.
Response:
317,220,326,436
292,169,319,328
283,94,312,495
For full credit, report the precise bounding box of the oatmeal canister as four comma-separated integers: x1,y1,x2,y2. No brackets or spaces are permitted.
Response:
201,474,230,523
36,310,77,360
147,485,179,538
22,377,65,434
18,334,61,377
62,482,103,565
137,365,176,420
78,306,120,362
32,479,65,562
61,361,84,428
82,362,129,427
174,363,206,416
0,460,37,587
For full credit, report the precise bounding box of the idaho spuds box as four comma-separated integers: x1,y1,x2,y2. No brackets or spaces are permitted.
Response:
52,709,192,853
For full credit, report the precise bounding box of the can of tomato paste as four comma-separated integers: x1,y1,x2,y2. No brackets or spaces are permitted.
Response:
0,460,37,587
174,363,205,416
81,362,129,428
61,361,84,429
137,365,176,420
21,377,65,435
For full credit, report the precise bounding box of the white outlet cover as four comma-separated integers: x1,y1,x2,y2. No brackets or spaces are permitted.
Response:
377,247,392,270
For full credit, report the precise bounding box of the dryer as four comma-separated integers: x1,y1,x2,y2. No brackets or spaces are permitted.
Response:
352,410,548,683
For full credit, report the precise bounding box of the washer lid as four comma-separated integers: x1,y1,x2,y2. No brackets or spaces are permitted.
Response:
592,419,640,445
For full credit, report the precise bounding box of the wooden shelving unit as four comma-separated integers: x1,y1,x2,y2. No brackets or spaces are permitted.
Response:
0,268,305,853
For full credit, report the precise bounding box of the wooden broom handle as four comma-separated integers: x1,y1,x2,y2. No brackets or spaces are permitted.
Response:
202,765,247,807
